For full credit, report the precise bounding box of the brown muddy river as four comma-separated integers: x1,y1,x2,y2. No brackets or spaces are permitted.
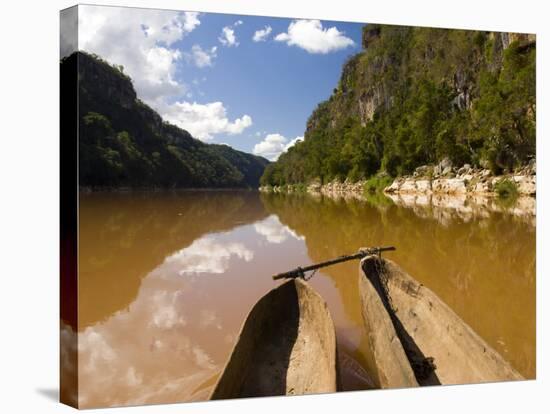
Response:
75,190,535,408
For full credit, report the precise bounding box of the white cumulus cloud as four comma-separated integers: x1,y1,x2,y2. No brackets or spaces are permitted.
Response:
78,5,252,142
186,45,218,68
218,20,243,47
275,19,355,54
160,101,252,141
253,134,303,161
78,5,200,105
253,25,272,42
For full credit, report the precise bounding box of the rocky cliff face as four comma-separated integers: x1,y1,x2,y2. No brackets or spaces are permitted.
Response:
262,24,535,187
353,28,535,127
71,52,269,189
78,53,136,109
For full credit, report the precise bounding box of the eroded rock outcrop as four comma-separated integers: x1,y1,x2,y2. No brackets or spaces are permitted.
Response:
384,161,536,197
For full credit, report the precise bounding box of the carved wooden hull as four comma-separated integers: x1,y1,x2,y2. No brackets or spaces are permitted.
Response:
359,255,523,387
210,279,338,399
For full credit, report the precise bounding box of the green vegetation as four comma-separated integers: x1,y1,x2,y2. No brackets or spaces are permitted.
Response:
291,183,309,193
261,26,535,186
363,175,394,195
64,51,269,189
494,178,519,199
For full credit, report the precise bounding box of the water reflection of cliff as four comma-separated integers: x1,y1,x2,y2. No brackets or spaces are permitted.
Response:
70,190,535,407
385,192,536,227
260,192,536,379
78,191,268,329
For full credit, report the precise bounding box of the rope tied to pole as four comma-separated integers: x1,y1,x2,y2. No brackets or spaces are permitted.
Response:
272,246,396,281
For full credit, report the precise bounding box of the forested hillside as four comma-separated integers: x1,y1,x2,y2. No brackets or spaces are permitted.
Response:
62,52,269,189
261,25,535,186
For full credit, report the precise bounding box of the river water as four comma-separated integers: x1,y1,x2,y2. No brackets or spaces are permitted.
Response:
75,190,535,408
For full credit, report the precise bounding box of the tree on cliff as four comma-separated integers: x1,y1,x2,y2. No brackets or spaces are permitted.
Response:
260,25,535,186
63,51,269,189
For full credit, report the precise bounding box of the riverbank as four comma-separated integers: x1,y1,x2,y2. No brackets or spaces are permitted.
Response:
260,160,536,199
384,161,536,198
261,185,535,226
259,161,536,223
261,161,535,199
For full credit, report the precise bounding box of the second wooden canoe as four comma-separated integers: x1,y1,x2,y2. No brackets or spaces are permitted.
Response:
359,255,523,387
358,257,419,389
209,278,338,400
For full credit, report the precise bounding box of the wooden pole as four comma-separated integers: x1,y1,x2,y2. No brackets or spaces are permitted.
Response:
272,246,396,280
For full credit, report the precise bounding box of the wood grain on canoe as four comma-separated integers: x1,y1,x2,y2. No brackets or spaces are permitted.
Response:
209,278,338,400
358,259,419,389
360,255,523,386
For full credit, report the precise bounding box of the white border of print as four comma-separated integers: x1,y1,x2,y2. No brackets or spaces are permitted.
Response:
0,0,547,413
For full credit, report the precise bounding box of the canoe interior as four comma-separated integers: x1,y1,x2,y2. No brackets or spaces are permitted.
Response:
360,255,523,387
358,259,419,388
209,279,338,400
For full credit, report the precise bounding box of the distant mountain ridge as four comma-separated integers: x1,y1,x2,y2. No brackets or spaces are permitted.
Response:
63,51,269,189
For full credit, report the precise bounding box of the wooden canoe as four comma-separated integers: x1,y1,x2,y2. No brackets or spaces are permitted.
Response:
359,255,523,387
209,278,338,400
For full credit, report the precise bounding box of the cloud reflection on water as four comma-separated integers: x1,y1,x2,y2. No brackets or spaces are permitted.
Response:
254,214,305,244
76,238,254,406
75,222,283,407
164,236,254,275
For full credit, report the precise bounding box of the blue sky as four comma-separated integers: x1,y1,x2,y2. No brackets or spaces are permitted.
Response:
69,5,364,160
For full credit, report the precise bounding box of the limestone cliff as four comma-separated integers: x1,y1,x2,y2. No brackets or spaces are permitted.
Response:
262,25,535,187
